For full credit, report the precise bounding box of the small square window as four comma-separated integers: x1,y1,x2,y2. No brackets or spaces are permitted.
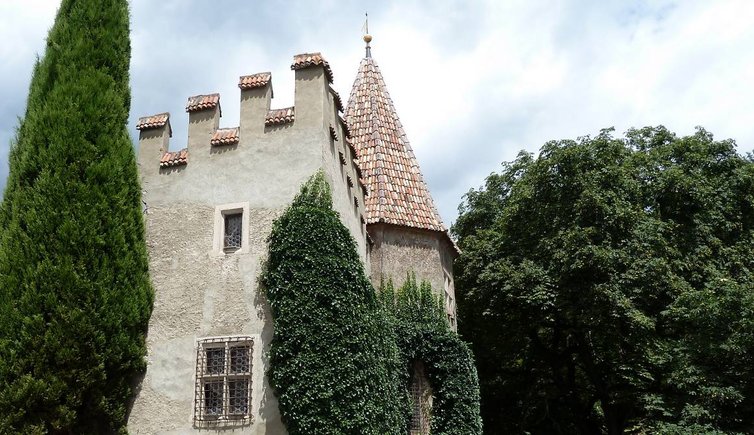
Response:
205,348,225,374
224,213,242,250
214,203,249,255
228,379,250,415
230,346,251,373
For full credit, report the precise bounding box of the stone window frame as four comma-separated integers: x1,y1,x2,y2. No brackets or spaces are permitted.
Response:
213,202,250,255
194,336,254,427
443,271,456,329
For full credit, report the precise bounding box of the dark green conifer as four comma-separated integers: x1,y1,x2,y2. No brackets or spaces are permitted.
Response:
0,1,153,432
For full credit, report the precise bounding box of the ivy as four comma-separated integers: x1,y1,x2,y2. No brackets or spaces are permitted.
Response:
381,275,483,435
263,172,482,433
263,171,403,434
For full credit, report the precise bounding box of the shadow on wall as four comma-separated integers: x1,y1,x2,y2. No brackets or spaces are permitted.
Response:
159,165,186,176
254,263,284,433
209,143,239,156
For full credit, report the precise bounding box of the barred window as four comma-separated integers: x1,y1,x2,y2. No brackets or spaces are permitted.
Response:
194,337,253,426
224,213,243,250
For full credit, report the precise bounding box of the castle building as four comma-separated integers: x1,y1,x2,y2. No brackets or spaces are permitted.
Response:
128,41,456,433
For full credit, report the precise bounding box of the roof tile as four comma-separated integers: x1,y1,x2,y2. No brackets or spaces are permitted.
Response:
160,148,188,168
330,87,344,112
186,93,220,112
329,125,338,141
211,127,239,146
291,52,334,84
238,72,271,90
344,57,447,233
265,107,295,126
136,112,169,130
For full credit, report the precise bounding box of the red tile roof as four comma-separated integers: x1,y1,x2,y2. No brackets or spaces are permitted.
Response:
211,127,239,146
160,149,188,168
291,52,333,84
238,72,271,90
136,112,170,130
186,93,220,113
345,57,446,233
265,107,295,126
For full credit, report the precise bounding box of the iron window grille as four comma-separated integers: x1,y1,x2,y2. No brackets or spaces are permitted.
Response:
224,212,243,251
194,336,254,426
410,361,432,434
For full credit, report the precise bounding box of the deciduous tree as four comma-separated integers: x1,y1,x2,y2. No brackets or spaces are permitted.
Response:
454,127,754,434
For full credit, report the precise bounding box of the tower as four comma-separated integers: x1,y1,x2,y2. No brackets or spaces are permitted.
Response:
345,35,459,329
128,53,365,433
127,38,457,433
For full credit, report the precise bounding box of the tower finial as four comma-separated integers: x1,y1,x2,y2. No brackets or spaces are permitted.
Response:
362,12,372,58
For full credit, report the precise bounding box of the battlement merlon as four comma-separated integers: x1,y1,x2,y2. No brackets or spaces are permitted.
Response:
291,52,334,130
239,72,273,137
136,112,171,173
186,93,221,164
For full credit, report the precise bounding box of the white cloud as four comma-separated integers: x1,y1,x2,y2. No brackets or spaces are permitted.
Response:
1,0,752,227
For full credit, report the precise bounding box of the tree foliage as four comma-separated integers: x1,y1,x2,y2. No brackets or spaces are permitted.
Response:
454,127,754,434
380,275,483,434
262,172,404,434
0,1,153,433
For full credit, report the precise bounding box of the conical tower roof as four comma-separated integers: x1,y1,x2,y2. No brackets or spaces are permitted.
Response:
345,55,446,232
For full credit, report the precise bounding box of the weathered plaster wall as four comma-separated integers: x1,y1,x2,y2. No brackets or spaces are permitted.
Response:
322,88,370,263
128,205,283,434
128,63,365,434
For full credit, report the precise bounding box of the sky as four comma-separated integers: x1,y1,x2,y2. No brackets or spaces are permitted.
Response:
1,0,753,227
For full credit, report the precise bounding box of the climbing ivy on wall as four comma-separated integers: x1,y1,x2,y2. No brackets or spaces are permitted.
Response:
380,275,483,435
264,172,482,433
262,172,404,434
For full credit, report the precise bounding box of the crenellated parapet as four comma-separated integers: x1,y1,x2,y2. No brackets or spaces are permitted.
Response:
135,51,367,203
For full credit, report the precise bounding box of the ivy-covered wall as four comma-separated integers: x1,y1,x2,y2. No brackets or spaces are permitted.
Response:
263,172,482,433
380,275,483,435
263,172,404,434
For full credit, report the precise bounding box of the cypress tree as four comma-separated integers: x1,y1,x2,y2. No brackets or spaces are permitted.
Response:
0,1,153,432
